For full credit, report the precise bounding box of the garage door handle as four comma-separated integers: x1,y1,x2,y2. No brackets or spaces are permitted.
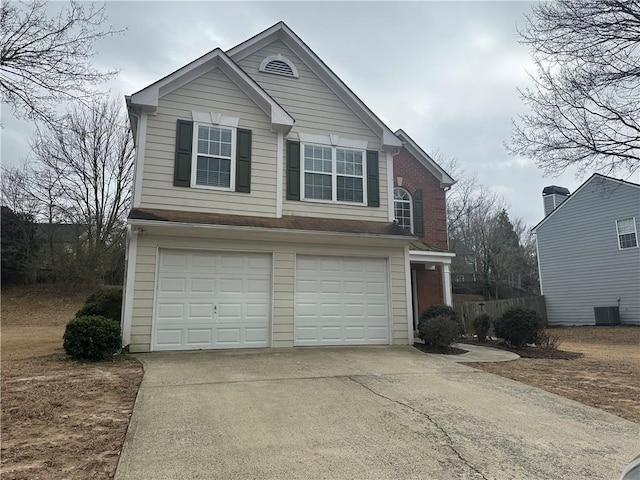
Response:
214,305,217,314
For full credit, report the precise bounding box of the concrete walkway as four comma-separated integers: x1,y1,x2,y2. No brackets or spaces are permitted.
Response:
451,343,520,362
116,346,638,480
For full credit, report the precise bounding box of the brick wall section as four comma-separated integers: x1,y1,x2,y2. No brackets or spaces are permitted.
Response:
392,147,448,250
414,266,443,316
394,146,448,315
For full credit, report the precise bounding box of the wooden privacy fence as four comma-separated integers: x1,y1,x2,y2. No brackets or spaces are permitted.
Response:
454,296,547,334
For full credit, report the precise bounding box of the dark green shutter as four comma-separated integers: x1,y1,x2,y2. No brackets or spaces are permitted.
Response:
286,141,301,201
366,150,379,207
235,129,252,193
174,120,193,187
413,189,424,236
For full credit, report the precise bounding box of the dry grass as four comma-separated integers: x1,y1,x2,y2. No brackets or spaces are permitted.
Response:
468,326,640,423
1,284,143,480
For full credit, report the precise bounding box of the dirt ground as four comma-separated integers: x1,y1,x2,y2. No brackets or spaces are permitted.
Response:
1,284,144,480
467,326,640,423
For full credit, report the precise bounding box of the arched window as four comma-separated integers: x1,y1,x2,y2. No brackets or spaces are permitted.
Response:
394,187,412,233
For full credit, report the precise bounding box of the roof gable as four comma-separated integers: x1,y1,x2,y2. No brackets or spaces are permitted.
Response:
532,173,640,232
394,129,455,187
227,22,402,151
127,48,294,133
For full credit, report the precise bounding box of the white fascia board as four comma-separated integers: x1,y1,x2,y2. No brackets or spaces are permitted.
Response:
129,48,294,133
128,218,413,245
227,22,400,149
409,249,455,265
395,129,455,187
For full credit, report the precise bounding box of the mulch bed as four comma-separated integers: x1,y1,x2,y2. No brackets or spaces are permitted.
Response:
413,343,468,355
458,337,583,360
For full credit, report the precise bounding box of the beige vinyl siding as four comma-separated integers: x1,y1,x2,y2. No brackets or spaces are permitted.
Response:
236,40,389,221
140,68,278,217
127,233,408,352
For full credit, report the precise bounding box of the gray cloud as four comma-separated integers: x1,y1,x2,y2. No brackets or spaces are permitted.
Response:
3,1,636,227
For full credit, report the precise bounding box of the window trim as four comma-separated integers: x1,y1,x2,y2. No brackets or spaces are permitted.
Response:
393,187,413,233
300,142,368,205
190,122,237,191
616,216,638,250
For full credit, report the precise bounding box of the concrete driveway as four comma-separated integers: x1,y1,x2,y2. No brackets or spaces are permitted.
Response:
115,347,638,480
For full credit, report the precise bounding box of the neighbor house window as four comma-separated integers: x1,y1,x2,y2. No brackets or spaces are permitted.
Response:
616,217,638,249
193,124,235,189
394,187,412,232
302,144,365,204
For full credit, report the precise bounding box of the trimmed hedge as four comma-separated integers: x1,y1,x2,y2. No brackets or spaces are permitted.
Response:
473,313,492,342
420,304,465,335
76,288,123,323
418,314,460,348
63,315,121,360
494,308,544,348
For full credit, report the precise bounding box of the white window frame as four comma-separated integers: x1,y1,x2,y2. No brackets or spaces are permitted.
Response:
616,217,638,250
191,122,237,191
393,187,413,233
300,142,367,205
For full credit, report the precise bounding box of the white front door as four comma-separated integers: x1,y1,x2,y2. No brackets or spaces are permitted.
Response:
295,255,389,346
153,250,271,351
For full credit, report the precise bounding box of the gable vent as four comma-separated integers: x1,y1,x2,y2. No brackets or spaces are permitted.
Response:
259,54,298,78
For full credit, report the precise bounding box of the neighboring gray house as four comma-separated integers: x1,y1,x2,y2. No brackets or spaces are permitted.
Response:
532,174,640,326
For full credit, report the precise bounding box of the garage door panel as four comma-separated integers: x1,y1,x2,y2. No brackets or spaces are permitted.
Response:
216,328,241,345
295,255,389,346
190,278,215,293
156,303,185,321
154,250,271,351
186,329,212,345
158,277,187,293
156,329,182,347
187,303,214,319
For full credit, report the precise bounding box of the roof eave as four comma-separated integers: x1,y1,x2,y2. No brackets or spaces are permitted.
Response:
395,129,455,187
128,48,294,134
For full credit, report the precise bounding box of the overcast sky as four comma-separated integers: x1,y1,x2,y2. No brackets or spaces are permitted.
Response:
2,1,638,226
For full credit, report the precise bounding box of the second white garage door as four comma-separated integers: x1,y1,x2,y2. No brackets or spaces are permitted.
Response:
153,250,271,351
295,255,390,346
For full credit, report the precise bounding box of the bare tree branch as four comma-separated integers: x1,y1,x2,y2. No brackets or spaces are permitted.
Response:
0,0,122,125
508,0,640,176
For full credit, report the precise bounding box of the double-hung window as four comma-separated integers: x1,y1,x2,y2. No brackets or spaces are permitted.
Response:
193,124,235,189
616,217,638,249
302,144,366,204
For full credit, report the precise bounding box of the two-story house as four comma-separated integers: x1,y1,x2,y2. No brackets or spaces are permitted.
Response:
121,22,455,352
533,174,640,326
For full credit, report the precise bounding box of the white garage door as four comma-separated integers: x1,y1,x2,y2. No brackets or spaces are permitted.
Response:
153,250,271,351
295,255,389,346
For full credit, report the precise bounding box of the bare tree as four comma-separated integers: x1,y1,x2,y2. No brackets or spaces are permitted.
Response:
31,98,134,277
508,0,640,176
0,0,120,124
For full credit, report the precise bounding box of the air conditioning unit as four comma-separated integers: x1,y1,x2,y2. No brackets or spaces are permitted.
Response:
593,307,621,325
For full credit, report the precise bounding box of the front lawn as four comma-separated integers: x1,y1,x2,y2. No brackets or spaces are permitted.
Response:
465,326,640,423
1,285,143,479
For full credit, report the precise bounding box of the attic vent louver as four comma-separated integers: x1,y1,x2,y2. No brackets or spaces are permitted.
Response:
259,54,298,78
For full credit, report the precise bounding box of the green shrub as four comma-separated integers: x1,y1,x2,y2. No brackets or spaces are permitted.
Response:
76,288,123,323
473,313,491,342
494,308,544,348
63,315,121,360
418,314,460,348
420,304,465,335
